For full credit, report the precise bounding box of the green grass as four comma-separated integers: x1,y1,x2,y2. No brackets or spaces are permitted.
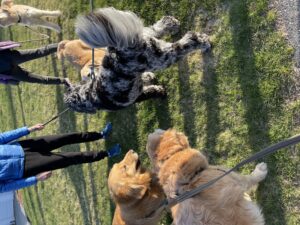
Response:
0,0,299,224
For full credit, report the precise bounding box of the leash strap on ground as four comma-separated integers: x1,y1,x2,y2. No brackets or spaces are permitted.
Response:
17,26,50,44
42,108,70,126
153,133,300,212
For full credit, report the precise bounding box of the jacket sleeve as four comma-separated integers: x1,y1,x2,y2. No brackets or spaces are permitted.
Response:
0,177,37,193
0,127,30,144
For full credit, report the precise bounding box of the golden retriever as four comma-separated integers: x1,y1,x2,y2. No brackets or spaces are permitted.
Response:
0,0,61,32
57,39,105,80
147,129,268,225
108,150,165,225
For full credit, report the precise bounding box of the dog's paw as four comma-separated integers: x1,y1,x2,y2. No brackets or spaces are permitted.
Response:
252,162,268,182
160,16,180,34
141,72,156,84
195,33,211,53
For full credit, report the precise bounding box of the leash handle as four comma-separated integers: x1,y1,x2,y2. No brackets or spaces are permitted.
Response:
42,108,70,126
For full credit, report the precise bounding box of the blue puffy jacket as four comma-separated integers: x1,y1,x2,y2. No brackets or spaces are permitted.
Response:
0,127,37,193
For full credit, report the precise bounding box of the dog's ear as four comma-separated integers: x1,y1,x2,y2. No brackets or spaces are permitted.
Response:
1,0,14,10
147,131,164,157
110,183,147,203
129,184,148,199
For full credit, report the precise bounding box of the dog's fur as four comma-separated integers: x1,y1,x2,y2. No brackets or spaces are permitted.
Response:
64,7,211,113
0,0,61,32
57,39,106,80
108,150,165,225
147,129,267,225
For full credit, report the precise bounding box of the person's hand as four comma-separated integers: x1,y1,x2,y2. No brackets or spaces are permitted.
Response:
28,123,44,132
36,171,52,181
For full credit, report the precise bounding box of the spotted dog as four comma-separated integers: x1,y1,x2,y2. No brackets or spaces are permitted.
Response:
64,7,211,113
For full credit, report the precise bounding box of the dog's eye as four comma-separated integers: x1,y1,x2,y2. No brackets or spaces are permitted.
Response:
123,165,127,172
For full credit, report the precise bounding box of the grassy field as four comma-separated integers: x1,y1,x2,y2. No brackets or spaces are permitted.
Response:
0,0,299,224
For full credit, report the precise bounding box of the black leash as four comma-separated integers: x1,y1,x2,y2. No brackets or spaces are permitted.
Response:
42,108,70,126
89,0,96,80
147,133,300,217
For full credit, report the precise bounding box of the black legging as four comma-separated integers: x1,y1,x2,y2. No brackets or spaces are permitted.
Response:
0,43,65,85
19,131,108,178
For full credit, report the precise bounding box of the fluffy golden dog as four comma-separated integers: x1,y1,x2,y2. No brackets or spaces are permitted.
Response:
147,129,268,225
57,39,105,80
0,0,61,32
108,150,165,225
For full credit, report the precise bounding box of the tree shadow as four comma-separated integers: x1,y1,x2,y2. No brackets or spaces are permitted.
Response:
16,85,49,225
4,86,18,128
296,0,300,67
177,58,197,146
202,51,221,163
83,115,101,225
104,106,138,224
229,1,287,224
48,35,94,225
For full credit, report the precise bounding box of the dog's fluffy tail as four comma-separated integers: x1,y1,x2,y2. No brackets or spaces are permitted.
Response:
75,7,144,49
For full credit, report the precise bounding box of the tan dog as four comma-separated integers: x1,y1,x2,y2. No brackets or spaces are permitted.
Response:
108,150,165,225
57,39,106,80
0,0,61,32
147,129,268,225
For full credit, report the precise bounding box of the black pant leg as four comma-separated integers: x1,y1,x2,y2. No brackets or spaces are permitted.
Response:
10,43,58,65
9,66,64,85
19,131,103,153
23,150,108,177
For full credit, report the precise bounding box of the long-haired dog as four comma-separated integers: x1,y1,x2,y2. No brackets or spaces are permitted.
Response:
108,150,165,225
57,39,106,80
147,129,268,225
64,7,211,113
0,0,61,32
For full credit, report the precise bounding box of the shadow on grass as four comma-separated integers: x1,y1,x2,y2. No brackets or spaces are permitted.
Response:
105,106,138,224
4,86,18,128
83,115,101,225
229,1,287,224
16,86,50,224
5,83,48,225
202,51,221,163
49,37,94,225
177,58,197,146
296,0,300,67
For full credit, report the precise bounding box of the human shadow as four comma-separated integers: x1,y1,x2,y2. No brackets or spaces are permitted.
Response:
229,1,287,224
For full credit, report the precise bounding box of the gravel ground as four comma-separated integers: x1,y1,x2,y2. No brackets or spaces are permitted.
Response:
270,0,300,100
271,0,300,66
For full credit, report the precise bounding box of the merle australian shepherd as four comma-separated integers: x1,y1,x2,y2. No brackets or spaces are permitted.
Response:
64,7,211,113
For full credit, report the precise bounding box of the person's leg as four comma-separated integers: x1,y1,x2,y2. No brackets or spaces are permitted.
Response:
9,66,65,85
19,131,103,153
23,150,108,177
10,43,58,65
